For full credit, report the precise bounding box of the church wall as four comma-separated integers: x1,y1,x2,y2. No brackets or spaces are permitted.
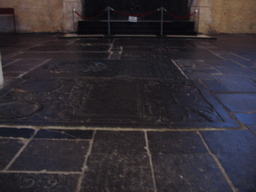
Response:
1,0,255,34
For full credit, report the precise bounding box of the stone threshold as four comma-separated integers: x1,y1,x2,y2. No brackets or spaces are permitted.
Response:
60,33,216,39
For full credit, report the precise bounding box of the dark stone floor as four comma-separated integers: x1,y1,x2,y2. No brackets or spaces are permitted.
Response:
0,33,255,191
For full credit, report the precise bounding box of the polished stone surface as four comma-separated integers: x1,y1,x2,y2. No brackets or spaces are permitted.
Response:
215,75,256,92
9,140,90,171
201,130,256,191
247,125,256,135
216,153,256,192
0,78,235,128
91,131,147,155
200,130,256,154
234,113,256,125
201,79,229,92
34,129,94,140
0,139,25,170
152,154,232,192
0,173,80,192
23,59,185,79
0,34,256,192
0,128,34,138
147,131,208,154
81,154,154,192
216,94,256,112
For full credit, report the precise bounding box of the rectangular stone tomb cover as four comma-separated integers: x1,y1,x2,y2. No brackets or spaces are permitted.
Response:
0,78,238,129
22,60,186,79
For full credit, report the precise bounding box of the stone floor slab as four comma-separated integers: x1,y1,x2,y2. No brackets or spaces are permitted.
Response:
3,72,22,78
2,59,19,66
147,131,208,154
66,44,111,52
122,47,158,52
0,78,238,128
216,153,256,192
13,52,110,59
0,139,25,170
174,59,213,69
185,73,217,80
22,59,185,79
0,128,34,138
0,33,256,192
200,130,256,154
34,129,94,140
182,68,220,74
27,45,69,52
80,154,154,192
3,64,35,72
152,153,232,192
213,65,255,75
215,75,256,92
121,52,166,60
9,140,90,171
201,80,229,92
114,38,194,47
74,38,114,44
216,94,256,112
0,173,79,192
234,113,256,125
91,131,147,155
230,57,256,68
247,125,256,135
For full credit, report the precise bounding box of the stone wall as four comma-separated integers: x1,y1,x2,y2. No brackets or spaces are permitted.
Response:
192,0,256,33
1,0,63,32
1,0,256,33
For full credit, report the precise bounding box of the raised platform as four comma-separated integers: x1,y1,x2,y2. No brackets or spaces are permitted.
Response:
77,20,197,35
61,34,215,39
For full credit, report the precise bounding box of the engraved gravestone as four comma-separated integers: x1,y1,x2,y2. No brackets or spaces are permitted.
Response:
0,59,238,128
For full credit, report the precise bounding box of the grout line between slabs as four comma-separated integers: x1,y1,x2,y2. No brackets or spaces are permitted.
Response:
144,131,157,192
108,52,113,59
18,58,52,78
204,48,227,60
171,59,189,79
2,59,22,68
75,130,97,192
0,170,81,175
108,40,114,52
0,125,245,132
197,131,238,192
3,129,39,171
230,52,256,63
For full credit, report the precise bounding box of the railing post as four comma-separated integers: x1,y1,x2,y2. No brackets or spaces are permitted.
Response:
197,8,200,34
160,7,164,36
72,7,75,32
107,6,111,36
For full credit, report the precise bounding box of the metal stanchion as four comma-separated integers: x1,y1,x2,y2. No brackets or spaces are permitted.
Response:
160,7,164,36
197,8,200,34
107,7,111,36
72,7,75,32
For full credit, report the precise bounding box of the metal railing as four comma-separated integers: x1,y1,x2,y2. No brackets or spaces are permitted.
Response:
73,6,199,35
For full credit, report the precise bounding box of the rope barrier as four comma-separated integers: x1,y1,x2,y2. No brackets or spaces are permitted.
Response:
74,7,197,20
165,10,197,19
112,9,159,17
74,10,106,20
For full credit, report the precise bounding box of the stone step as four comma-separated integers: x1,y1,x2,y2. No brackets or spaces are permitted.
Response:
77,21,197,35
